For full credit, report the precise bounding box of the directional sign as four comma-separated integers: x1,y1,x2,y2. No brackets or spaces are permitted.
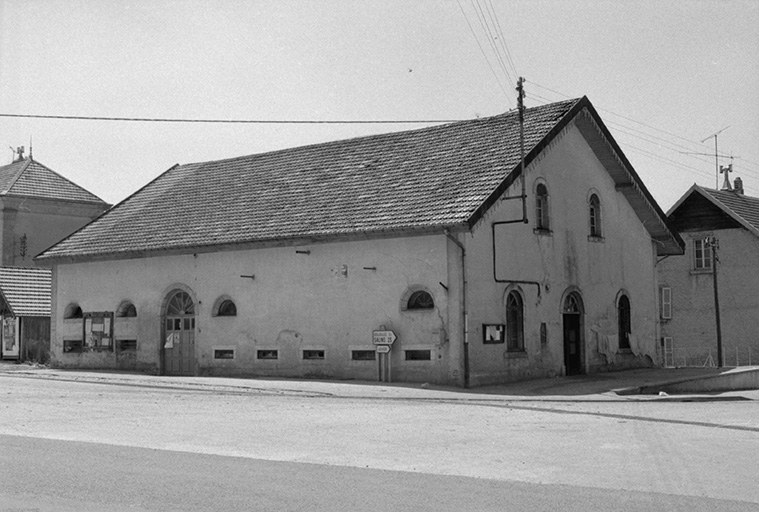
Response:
372,330,397,345
376,345,391,354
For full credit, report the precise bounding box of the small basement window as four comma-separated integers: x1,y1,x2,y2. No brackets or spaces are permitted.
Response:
303,349,325,360
214,349,235,360
405,349,431,361
351,350,376,361
118,340,137,352
257,349,278,360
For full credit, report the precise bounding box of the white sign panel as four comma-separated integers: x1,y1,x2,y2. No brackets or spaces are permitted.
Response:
372,330,397,345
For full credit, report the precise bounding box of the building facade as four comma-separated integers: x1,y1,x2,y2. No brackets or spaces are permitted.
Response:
0,152,109,361
37,98,682,386
658,180,759,368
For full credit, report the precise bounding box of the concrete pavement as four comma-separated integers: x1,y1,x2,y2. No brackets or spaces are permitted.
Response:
1,361,757,401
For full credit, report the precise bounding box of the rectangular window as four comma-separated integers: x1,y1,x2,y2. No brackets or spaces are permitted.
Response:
483,324,505,344
303,349,325,360
118,339,137,352
405,349,431,361
660,287,672,319
63,339,83,353
214,349,235,359
257,349,278,360
351,350,376,361
693,239,712,270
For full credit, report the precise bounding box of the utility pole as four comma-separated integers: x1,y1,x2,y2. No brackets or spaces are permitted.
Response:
700,126,729,189
516,77,527,223
705,236,723,367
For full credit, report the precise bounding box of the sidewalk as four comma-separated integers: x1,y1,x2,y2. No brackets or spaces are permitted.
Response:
1,360,757,401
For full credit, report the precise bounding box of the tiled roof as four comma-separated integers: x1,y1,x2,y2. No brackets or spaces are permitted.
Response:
38,97,677,261
0,158,106,204
0,267,51,317
703,188,759,234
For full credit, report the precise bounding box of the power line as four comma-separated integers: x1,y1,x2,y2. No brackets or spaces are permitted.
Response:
0,113,462,125
456,0,512,103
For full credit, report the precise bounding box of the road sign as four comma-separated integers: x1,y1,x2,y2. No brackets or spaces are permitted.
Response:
372,330,397,345
376,345,391,354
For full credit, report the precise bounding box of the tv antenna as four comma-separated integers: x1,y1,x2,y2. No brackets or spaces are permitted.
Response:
700,126,729,188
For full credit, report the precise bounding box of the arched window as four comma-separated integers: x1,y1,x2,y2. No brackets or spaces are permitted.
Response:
407,290,434,310
618,295,631,349
167,291,195,315
217,300,237,317
506,291,524,351
536,183,550,230
589,194,602,237
116,301,137,317
64,303,82,319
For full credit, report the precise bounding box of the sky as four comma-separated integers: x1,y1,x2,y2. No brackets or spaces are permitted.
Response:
0,0,757,211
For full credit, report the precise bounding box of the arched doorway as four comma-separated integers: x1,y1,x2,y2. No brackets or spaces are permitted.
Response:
162,289,196,376
562,291,585,376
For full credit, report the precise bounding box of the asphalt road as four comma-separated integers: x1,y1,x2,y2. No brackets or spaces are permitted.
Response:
1,372,757,511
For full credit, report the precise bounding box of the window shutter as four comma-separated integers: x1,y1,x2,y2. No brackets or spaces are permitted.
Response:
661,287,672,319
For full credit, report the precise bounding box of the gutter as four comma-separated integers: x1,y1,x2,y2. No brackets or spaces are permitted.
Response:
445,229,468,388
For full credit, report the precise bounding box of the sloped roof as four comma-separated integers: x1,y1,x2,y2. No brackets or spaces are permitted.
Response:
0,157,106,204
37,97,682,262
0,267,52,317
668,184,759,237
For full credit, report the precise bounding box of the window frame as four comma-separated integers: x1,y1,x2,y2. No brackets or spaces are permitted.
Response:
693,239,712,271
589,193,602,238
618,294,631,350
535,183,550,232
505,291,525,352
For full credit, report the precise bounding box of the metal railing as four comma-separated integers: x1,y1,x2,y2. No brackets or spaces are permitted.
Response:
661,344,754,368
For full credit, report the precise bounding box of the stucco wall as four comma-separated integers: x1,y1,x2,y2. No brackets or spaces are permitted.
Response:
0,197,106,266
659,227,759,367
464,124,659,385
51,235,461,384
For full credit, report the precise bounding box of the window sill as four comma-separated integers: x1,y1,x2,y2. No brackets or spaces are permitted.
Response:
533,228,552,236
588,235,604,243
617,348,632,354
505,350,528,358
689,269,713,275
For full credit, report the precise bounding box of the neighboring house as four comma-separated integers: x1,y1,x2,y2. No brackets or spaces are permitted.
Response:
0,152,110,267
0,151,109,361
0,266,52,361
658,179,759,368
36,97,683,386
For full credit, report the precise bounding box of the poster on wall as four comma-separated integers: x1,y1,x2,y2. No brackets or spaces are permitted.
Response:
1,316,19,359
82,312,114,351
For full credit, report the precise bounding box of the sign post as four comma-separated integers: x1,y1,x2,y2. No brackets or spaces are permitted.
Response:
372,329,397,382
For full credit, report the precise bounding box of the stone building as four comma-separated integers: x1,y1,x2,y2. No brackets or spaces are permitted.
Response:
658,178,759,367
36,97,682,386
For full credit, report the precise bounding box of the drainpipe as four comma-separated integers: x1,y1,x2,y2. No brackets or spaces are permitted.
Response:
445,230,468,388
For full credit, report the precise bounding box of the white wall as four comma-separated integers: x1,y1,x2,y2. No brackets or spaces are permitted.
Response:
52,234,462,384
464,123,660,385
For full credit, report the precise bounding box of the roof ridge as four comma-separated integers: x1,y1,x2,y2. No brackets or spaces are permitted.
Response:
16,158,107,203
2,158,31,193
177,99,583,170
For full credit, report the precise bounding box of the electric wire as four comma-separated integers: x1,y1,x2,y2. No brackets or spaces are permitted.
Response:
455,0,512,102
0,113,462,125
484,0,519,80
470,0,514,86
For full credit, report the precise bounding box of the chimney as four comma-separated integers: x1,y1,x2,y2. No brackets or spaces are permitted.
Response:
733,177,744,195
